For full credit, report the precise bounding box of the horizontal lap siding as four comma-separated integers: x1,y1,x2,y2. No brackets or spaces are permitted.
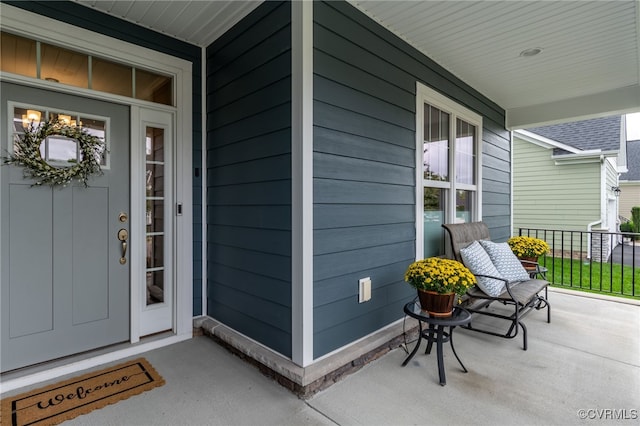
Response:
207,1,292,356
513,138,600,231
313,1,510,357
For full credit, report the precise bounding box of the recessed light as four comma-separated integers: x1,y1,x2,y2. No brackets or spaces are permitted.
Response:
519,47,543,57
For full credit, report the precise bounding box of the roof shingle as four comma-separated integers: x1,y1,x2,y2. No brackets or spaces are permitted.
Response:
620,140,640,181
527,116,622,156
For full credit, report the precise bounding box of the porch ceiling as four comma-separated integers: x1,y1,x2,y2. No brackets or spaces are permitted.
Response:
74,0,640,129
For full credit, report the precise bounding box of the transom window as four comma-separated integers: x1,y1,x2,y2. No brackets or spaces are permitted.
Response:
417,83,482,258
1,31,173,106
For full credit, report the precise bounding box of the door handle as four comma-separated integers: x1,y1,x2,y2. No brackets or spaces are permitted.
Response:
118,229,128,264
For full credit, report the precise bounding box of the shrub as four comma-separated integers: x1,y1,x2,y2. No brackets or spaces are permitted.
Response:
632,207,640,234
620,221,634,233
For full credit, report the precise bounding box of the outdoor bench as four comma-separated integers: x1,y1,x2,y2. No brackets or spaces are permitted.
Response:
442,222,551,350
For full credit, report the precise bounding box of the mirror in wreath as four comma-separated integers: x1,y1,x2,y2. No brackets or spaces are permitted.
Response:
4,116,105,187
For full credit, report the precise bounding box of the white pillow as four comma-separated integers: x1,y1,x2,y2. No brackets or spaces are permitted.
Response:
460,241,506,297
479,240,530,283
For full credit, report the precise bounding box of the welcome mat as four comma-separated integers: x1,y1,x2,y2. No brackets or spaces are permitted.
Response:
1,358,164,426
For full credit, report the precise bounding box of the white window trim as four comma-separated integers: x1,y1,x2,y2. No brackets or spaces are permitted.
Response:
1,4,193,392
415,82,483,260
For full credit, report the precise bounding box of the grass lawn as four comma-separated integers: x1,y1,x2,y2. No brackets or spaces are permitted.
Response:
539,256,640,299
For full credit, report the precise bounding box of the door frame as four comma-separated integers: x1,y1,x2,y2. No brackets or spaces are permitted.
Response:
1,5,193,392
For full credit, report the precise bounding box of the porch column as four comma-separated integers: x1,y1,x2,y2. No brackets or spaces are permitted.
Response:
291,0,314,367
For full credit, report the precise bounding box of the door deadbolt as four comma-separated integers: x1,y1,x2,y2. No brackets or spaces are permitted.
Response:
118,212,128,223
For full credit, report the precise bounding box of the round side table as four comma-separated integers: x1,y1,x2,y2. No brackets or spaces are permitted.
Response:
402,302,472,386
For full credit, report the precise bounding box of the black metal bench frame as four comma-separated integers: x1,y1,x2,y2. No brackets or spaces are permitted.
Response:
442,222,551,350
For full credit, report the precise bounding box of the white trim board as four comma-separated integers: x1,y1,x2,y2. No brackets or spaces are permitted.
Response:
1,334,192,394
506,86,640,130
291,0,314,367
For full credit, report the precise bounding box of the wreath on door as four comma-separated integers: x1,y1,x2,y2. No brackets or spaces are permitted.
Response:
3,118,105,187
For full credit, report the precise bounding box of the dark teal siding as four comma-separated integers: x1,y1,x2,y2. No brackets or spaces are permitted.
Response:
13,0,513,362
313,1,511,357
4,0,205,315
206,1,293,357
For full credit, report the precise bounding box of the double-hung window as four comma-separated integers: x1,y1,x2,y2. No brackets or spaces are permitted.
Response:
416,83,482,258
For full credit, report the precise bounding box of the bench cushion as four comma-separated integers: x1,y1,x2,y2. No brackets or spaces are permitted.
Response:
467,279,548,305
479,240,530,283
460,241,506,297
498,279,548,305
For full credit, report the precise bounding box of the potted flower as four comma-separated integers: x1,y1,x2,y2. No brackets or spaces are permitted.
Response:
404,257,476,317
507,236,550,268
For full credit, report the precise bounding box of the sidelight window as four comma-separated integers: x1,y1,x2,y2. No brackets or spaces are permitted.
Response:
145,126,166,306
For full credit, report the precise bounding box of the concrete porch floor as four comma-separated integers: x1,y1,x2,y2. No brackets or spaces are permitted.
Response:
3,289,639,425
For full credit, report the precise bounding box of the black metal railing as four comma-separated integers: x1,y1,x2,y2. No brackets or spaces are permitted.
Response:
518,228,640,299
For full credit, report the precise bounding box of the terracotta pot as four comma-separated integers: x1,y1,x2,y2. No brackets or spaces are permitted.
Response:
518,256,538,270
417,290,455,318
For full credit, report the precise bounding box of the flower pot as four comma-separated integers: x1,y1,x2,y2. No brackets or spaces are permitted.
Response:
518,256,538,270
417,290,455,318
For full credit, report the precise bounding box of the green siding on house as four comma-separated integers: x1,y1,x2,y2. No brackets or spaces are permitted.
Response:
513,136,601,253
606,159,619,201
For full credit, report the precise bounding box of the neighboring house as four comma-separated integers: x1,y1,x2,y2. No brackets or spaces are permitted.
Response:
513,116,627,259
0,0,637,395
619,140,640,221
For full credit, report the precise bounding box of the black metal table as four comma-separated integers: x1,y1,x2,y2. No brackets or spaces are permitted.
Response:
402,302,472,386
528,265,548,279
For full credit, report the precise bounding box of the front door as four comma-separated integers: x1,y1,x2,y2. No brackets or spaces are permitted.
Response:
1,82,130,372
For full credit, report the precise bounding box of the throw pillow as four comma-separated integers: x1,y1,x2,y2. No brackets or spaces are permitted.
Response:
479,240,530,283
459,241,506,297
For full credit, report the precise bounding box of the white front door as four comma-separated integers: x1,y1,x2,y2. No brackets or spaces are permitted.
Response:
1,82,130,372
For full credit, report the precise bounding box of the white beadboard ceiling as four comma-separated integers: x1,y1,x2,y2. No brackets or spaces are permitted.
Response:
74,0,640,128
75,0,263,49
